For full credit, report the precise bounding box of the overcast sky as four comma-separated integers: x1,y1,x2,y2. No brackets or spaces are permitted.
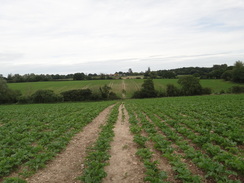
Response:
0,0,244,76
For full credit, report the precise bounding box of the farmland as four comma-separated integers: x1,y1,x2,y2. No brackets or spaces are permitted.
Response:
8,79,243,98
0,94,244,182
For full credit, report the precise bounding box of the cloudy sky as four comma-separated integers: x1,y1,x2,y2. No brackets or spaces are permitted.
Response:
0,0,244,76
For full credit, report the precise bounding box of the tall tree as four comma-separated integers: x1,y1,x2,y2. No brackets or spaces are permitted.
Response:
232,61,244,83
178,76,202,96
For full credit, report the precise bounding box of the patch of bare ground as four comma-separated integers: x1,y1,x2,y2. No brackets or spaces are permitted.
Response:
102,104,145,183
25,104,114,183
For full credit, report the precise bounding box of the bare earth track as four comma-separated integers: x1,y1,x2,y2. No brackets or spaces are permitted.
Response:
103,104,145,183
25,105,114,183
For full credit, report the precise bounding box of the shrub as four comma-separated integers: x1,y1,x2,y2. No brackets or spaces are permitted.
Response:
18,96,32,104
31,90,62,103
0,78,21,104
133,79,157,98
99,85,120,100
61,89,92,101
166,84,180,97
201,87,212,95
231,86,244,93
178,76,202,96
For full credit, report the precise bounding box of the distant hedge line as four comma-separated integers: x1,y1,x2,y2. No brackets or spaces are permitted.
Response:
1,77,244,104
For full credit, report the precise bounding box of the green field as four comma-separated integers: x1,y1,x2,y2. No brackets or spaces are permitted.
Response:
0,94,244,182
8,79,243,98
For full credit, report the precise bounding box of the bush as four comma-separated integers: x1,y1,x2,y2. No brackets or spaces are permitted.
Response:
99,85,120,100
18,96,32,104
166,84,181,97
178,76,203,96
61,89,92,101
231,86,244,93
133,79,157,98
201,87,212,95
31,90,62,103
0,78,21,104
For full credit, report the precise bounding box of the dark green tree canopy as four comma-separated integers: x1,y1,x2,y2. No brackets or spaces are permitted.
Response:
133,79,157,98
232,61,244,83
0,77,21,104
178,76,202,96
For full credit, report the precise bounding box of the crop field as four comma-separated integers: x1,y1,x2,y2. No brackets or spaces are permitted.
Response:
125,94,244,182
0,101,115,182
8,79,243,98
0,94,244,182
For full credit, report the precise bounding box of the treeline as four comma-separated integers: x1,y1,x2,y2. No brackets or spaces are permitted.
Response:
146,61,244,83
1,76,244,104
133,76,244,99
3,61,244,83
0,77,119,104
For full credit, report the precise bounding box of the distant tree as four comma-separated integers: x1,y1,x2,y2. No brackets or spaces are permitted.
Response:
221,70,233,81
149,71,158,79
73,73,86,80
166,84,180,97
100,74,106,80
133,79,157,98
178,76,202,96
157,70,176,79
99,84,119,99
232,61,244,83
144,67,151,78
0,77,21,103
128,68,133,75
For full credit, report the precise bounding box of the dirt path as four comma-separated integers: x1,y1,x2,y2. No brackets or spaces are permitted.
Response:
25,105,114,183
103,104,145,183
122,80,126,99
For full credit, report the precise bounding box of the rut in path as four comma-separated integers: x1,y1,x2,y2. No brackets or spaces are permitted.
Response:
103,104,145,183
25,104,114,183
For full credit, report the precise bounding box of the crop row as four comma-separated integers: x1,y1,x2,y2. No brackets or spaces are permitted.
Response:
0,101,115,180
78,104,119,182
125,94,244,182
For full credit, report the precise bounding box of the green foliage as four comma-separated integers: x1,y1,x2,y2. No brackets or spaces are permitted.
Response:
3,177,27,183
133,79,157,98
125,94,244,182
78,104,119,182
166,84,180,97
0,77,21,104
0,101,114,179
73,72,86,80
221,70,233,81
178,75,202,96
232,61,244,83
31,90,62,103
61,89,92,101
230,86,244,93
99,84,119,100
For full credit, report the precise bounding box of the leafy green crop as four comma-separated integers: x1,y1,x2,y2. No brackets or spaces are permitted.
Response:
0,101,115,179
125,94,244,182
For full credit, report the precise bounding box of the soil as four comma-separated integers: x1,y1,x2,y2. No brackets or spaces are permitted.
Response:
102,104,145,183
25,104,114,183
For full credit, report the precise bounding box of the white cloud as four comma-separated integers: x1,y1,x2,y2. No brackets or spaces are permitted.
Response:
0,0,244,76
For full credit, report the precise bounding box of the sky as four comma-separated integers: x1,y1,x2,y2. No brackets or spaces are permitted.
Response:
0,0,244,76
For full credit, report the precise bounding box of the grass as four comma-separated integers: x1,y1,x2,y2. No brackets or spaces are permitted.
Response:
8,79,243,98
